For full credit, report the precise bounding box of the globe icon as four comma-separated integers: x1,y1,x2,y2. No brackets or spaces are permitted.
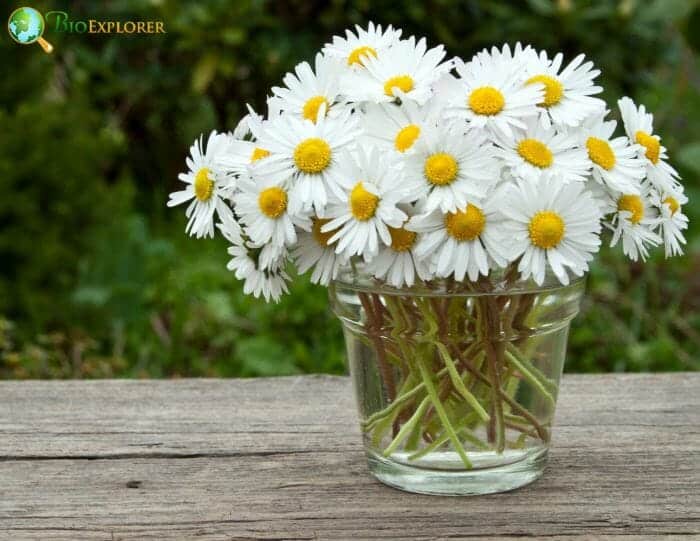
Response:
8,7,44,44
8,7,53,52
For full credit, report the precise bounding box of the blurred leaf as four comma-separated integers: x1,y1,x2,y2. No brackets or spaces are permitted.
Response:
192,53,219,93
683,5,700,51
637,0,699,24
237,336,300,376
525,0,556,16
677,141,700,174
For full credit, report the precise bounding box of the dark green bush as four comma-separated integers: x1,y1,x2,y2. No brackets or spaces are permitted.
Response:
1,0,698,378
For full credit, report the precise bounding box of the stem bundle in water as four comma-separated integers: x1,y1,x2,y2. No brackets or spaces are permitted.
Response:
355,279,560,469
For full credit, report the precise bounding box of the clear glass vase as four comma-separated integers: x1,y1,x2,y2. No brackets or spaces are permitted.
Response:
329,268,585,496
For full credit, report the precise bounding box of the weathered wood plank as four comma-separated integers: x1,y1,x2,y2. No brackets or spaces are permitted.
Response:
0,374,698,540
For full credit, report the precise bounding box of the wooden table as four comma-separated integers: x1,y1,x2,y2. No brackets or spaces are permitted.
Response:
0,374,698,540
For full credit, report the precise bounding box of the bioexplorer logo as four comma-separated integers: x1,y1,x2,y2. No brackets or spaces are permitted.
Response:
8,6,166,54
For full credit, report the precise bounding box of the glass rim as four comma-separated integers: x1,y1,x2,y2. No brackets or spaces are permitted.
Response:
331,265,587,298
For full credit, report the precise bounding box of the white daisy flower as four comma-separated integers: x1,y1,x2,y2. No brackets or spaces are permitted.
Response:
252,108,361,213
344,36,452,105
217,217,244,247
218,138,270,179
366,206,433,287
651,189,688,257
269,53,346,124
498,178,603,285
496,117,590,183
584,177,616,215
322,148,408,258
293,217,348,286
232,114,253,140
402,121,500,212
361,97,442,154
608,185,661,262
577,113,646,193
168,131,236,238
459,41,533,78
217,103,285,178
235,175,309,248
438,43,543,137
618,97,682,194
226,239,290,303
408,198,511,282
322,21,402,69
523,50,605,128
231,101,281,141
219,138,273,177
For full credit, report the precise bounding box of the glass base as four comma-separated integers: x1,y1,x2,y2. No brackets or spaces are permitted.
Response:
366,447,548,496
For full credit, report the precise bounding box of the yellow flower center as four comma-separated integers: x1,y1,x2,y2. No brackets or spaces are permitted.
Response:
526,74,564,107
468,86,505,116
528,211,565,249
445,204,485,241
250,147,270,163
394,124,421,153
617,194,644,224
586,137,616,170
194,168,215,202
294,137,332,174
302,95,329,123
347,45,377,66
663,196,680,215
258,186,288,219
517,139,553,168
424,153,459,186
635,131,660,164
388,225,417,252
349,182,379,221
384,75,414,97
312,217,337,246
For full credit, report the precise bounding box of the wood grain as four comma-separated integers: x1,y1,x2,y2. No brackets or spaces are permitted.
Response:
0,374,698,540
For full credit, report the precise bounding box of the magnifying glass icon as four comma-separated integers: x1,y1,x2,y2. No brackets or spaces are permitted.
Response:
8,7,54,53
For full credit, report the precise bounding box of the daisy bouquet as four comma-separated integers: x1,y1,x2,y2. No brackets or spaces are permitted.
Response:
168,23,689,485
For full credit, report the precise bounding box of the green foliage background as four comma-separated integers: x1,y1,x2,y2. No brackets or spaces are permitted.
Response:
1,0,698,378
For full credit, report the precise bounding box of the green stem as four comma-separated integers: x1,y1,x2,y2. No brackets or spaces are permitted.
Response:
363,374,419,430
358,292,396,402
417,354,472,469
504,420,538,439
506,343,558,394
382,395,431,457
450,343,548,442
407,432,449,461
503,364,521,404
404,410,427,450
435,342,490,422
418,359,472,469
500,390,550,442
488,343,506,453
504,349,556,408
407,414,488,461
481,298,506,453
371,402,401,448
504,412,535,425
